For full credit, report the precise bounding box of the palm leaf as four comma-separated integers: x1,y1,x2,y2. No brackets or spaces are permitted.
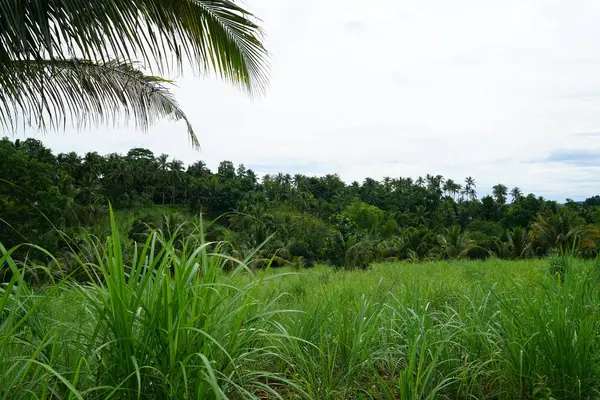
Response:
0,0,268,88
0,59,198,147
0,0,268,142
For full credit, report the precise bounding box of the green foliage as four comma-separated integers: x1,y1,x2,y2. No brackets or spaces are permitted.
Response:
548,252,571,280
344,238,375,269
1,0,269,145
529,207,600,257
439,226,475,259
342,200,385,234
5,232,600,398
380,216,399,238
1,211,298,398
2,138,600,271
0,139,68,253
507,226,529,259
398,227,437,261
322,231,346,267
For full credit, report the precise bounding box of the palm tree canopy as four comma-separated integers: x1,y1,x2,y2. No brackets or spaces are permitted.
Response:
529,208,600,255
0,0,269,146
506,226,528,258
438,225,475,259
510,187,523,202
492,184,508,204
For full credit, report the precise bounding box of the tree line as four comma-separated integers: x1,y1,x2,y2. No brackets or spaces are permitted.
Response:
2,137,600,271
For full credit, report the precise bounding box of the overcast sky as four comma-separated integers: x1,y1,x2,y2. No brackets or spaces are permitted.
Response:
24,0,600,201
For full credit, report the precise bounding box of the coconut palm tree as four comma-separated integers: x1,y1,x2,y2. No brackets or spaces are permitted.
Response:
82,152,104,180
293,191,315,214
439,226,475,259
510,187,522,203
397,227,433,261
443,179,454,198
506,226,528,259
443,179,461,200
187,160,211,178
57,152,82,180
106,157,135,205
155,154,170,204
168,159,185,205
492,184,508,205
76,172,103,206
0,1,268,146
463,176,477,200
426,174,444,197
454,183,463,201
414,205,430,226
292,174,306,191
529,208,600,255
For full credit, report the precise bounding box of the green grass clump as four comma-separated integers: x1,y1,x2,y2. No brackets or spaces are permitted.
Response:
2,217,600,398
1,211,294,399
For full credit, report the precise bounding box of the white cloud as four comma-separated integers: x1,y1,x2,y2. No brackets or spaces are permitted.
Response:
19,0,600,201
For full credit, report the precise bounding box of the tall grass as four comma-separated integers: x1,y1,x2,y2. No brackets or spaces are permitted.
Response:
2,217,600,398
1,210,295,399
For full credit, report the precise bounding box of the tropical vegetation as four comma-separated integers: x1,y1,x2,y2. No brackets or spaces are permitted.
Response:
7,1,600,398
2,139,600,398
3,137,600,274
0,0,269,146
2,219,600,398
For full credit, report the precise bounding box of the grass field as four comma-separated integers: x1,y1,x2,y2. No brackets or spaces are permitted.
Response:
1,217,599,399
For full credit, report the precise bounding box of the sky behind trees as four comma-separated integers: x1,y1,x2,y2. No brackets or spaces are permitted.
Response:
22,0,600,201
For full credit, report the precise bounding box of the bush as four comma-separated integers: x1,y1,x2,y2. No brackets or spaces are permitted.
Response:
127,214,158,242
321,231,346,266
344,239,374,269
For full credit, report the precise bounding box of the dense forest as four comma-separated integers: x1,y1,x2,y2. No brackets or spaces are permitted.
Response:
2,137,600,272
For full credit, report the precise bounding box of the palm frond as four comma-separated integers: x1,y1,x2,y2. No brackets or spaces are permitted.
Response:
0,0,269,93
0,59,198,147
